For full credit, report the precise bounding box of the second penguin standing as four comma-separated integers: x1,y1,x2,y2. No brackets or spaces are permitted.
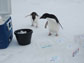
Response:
26,12,39,28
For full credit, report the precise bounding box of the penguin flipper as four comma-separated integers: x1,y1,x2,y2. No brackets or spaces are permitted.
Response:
59,23,63,29
45,21,48,28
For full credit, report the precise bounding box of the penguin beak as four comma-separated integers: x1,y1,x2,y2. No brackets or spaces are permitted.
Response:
40,16,45,19
40,15,46,19
40,16,42,19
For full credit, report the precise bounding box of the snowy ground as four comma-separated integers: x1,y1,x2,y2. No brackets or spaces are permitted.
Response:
0,0,84,63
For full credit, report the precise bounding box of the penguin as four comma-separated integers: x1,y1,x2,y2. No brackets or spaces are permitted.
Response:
25,12,39,28
40,13,63,36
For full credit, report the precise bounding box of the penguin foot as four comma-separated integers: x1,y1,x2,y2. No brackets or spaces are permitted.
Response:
56,34,58,36
36,25,38,28
48,33,52,36
31,24,34,27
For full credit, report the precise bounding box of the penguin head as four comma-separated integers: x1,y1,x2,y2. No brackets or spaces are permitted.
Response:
40,13,49,19
30,12,38,16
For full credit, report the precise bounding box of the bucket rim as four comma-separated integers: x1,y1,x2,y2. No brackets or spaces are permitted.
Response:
14,29,33,35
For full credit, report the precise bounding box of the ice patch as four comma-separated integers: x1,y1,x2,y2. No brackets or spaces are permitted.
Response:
74,34,84,48
72,48,79,57
50,56,60,62
41,44,52,48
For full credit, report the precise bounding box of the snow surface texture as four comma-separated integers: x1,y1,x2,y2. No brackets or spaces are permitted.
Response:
0,0,84,63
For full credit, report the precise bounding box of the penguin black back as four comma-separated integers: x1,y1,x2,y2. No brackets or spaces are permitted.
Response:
30,12,38,21
48,14,59,24
48,14,63,29
40,13,59,23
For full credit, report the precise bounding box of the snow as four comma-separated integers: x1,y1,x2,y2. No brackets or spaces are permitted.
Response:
17,31,27,34
0,16,4,25
0,0,84,63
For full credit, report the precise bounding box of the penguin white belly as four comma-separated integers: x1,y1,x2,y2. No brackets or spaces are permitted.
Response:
34,16,39,23
31,16,39,26
47,18,59,33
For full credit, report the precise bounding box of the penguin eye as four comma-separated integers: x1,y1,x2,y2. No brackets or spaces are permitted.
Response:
42,15,46,18
44,16,47,18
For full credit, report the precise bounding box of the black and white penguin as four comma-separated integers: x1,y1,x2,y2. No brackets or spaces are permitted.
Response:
26,12,39,28
40,13,63,36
